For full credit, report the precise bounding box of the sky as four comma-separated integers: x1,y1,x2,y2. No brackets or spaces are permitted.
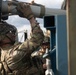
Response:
6,0,64,42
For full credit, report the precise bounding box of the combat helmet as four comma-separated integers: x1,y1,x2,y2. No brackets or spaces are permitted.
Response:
41,30,50,49
42,36,50,45
0,21,18,44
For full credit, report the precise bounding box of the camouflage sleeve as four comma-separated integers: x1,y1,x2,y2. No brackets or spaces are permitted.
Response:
30,21,44,49
18,21,44,54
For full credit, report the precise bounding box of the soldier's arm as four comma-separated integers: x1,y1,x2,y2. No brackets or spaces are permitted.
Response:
16,3,44,53
19,17,44,53
29,17,44,49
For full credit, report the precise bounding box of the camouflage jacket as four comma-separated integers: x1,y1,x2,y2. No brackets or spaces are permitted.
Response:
0,22,44,75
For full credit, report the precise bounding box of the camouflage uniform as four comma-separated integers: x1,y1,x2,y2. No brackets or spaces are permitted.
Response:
0,20,44,75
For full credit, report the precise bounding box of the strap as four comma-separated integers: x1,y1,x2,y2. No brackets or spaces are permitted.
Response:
2,60,12,73
30,2,45,18
0,61,12,75
39,5,45,18
0,61,6,75
5,35,15,45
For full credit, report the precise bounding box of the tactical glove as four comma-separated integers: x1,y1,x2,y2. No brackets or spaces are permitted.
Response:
16,2,34,20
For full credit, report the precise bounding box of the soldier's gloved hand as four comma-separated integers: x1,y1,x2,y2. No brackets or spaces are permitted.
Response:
16,2,34,20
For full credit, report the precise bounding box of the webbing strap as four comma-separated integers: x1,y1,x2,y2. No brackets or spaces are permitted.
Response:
39,5,45,18
30,2,45,18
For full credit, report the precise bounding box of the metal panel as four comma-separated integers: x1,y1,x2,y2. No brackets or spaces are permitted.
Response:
56,15,68,75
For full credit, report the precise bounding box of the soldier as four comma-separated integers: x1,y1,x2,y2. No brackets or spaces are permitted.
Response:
38,35,50,56
31,35,50,69
39,36,50,69
0,2,44,75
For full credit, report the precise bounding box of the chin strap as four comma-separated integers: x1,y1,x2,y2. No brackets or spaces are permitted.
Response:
5,35,15,45
0,34,15,47
0,36,15,47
